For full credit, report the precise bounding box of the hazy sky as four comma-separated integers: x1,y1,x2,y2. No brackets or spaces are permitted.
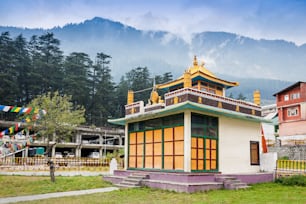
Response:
1,0,306,45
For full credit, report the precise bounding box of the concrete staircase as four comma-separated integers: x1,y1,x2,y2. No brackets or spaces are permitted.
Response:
116,173,149,188
215,176,250,190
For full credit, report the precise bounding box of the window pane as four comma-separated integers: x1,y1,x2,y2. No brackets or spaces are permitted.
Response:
164,156,173,169
164,128,173,141
154,129,162,142
145,118,162,129
136,144,143,155
205,160,211,170
207,127,217,137
191,160,197,170
154,156,162,169
174,141,184,155
211,140,217,149
198,138,204,148
137,132,144,143
145,156,153,168
198,160,204,170
136,156,143,168
129,145,136,156
174,156,184,170
145,143,153,156
146,130,153,143
211,150,217,159
211,160,217,169
129,156,136,168
191,149,197,159
129,133,136,144
174,126,184,140
206,139,211,149
164,142,173,155
198,149,204,159
191,138,197,148
154,143,162,155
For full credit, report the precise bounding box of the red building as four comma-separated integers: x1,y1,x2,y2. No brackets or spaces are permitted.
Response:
274,81,306,145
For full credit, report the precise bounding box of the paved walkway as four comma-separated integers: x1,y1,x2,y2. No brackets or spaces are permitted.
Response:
0,187,119,204
0,171,110,177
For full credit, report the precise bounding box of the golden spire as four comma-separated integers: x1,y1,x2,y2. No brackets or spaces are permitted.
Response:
193,56,198,66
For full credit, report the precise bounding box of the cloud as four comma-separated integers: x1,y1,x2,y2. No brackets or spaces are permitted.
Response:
0,0,306,45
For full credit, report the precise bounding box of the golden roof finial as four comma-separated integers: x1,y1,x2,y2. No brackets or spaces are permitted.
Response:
200,60,205,67
193,55,198,66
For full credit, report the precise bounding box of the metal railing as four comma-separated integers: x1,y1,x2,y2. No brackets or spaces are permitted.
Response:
0,157,124,172
165,87,261,110
276,160,306,178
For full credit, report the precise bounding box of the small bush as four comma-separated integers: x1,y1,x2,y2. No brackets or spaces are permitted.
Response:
275,175,306,187
279,156,289,160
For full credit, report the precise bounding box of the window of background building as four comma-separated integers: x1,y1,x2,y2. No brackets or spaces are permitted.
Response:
290,93,300,100
284,95,289,101
287,107,299,117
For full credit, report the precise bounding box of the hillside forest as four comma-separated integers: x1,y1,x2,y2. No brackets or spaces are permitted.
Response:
0,32,173,126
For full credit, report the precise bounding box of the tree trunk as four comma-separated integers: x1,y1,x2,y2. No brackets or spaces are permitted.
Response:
48,160,55,182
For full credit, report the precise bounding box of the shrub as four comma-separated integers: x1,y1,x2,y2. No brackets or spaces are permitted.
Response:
275,175,306,187
279,156,289,160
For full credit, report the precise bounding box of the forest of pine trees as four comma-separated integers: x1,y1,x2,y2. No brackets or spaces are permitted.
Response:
0,32,173,126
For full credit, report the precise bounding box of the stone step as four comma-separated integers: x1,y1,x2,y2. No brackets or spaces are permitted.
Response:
223,179,241,184
120,181,141,186
215,176,237,182
225,182,248,189
129,174,149,179
125,177,144,182
215,176,250,190
116,183,140,188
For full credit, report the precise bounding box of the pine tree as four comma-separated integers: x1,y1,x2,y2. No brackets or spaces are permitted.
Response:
88,52,115,126
13,34,32,105
125,66,152,102
31,33,64,94
0,32,18,104
63,52,92,109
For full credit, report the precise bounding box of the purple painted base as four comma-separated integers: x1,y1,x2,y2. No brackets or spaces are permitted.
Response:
103,170,274,193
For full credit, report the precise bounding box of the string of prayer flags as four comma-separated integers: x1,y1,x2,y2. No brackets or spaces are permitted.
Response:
0,105,46,115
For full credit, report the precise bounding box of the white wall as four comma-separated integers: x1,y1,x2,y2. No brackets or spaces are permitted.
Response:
218,116,261,174
260,152,277,172
262,122,275,144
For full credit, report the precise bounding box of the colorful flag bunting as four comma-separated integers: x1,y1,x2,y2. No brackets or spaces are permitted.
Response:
3,106,11,112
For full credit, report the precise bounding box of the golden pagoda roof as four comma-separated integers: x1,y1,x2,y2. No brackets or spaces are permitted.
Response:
157,56,239,89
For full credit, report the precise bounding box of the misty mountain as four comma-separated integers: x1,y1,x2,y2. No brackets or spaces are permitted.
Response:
0,16,301,103
191,32,306,81
220,74,291,105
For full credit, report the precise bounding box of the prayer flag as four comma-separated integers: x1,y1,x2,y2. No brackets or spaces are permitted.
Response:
261,126,268,153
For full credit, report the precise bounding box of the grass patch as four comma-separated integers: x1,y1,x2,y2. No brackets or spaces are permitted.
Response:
1,176,305,204
15,183,306,204
0,175,112,197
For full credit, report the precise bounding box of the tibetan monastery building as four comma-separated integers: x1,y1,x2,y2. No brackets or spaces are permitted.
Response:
109,56,269,175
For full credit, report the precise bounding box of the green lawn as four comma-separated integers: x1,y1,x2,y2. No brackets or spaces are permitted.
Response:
0,175,112,197
0,176,305,204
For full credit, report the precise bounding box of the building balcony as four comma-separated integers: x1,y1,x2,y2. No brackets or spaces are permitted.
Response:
125,88,261,117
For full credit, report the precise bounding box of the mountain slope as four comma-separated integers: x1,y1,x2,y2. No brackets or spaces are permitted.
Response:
0,17,301,102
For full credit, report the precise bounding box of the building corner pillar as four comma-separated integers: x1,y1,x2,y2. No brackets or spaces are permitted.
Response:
184,111,191,172
124,124,129,170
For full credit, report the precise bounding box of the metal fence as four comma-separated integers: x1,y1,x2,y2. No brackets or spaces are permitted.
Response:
276,160,306,178
0,156,124,172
